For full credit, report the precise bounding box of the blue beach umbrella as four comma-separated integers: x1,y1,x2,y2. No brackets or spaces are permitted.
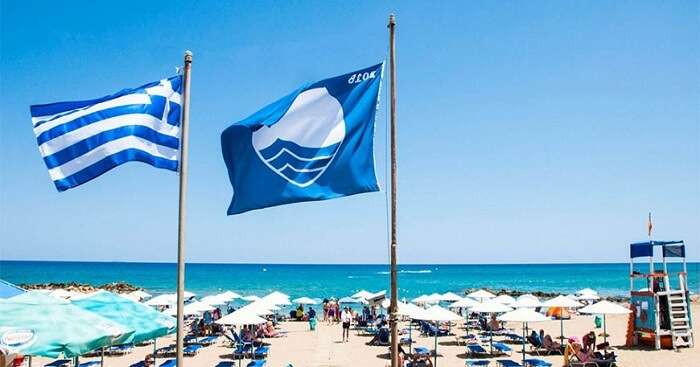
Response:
0,292,134,358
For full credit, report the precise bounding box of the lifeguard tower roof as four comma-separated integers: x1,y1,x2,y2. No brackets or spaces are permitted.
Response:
630,240,685,258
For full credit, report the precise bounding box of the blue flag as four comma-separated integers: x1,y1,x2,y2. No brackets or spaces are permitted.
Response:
221,63,383,214
30,76,183,191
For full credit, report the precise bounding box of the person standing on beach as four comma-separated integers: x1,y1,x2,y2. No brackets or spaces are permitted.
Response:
341,306,352,342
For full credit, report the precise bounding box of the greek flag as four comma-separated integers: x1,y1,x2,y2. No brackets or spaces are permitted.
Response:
221,63,383,214
30,76,183,191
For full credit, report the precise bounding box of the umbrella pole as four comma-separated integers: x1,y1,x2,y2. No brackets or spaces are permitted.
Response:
521,322,526,365
409,320,412,354
490,313,493,355
434,321,438,367
560,317,564,346
153,338,157,367
604,315,607,346
101,347,104,367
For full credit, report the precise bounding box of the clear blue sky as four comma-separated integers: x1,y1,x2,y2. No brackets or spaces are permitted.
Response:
1,1,698,264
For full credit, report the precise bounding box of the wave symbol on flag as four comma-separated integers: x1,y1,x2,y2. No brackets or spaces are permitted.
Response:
252,87,345,187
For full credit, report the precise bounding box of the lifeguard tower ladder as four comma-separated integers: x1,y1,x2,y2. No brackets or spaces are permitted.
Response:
629,240,693,350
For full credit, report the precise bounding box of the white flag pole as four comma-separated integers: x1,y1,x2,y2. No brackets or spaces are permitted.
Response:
176,50,193,367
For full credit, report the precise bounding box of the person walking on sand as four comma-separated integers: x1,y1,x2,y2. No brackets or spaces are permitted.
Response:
341,306,352,342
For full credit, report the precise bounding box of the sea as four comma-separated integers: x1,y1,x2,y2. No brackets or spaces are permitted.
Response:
1,261,698,301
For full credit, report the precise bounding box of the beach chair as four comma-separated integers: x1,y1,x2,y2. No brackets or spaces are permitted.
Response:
412,346,431,358
159,360,176,367
493,342,512,355
77,362,101,367
184,344,203,356
467,344,490,357
251,345,270,359
44,360,70,367
214,362,235,367
523,359,552,367
108,344,134,355
496,360,523,367
246,360,266,367
465,360,491,366
197,335,219,346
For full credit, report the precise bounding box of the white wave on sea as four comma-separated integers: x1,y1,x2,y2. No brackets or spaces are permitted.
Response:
376,270,432,275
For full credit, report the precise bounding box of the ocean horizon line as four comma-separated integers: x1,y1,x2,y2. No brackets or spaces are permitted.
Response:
2,259,699,267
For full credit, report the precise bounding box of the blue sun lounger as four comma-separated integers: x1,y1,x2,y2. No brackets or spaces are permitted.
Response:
78,361,101,367
413,346,431,357
465,360,491,366
159,360,176,367
497,360,523,367
198,335,219,345
246,360,266,367
251,345,270,359
467,344,490,356
44,360,70,367
214,362,235,367
184,344,203,356
523,359,552,367
493,343,512,355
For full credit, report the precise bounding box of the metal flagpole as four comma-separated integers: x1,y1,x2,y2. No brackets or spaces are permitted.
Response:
176,50,193,367
387,13,399,367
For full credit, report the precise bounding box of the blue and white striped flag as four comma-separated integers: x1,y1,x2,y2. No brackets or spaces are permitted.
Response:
30,76,183,191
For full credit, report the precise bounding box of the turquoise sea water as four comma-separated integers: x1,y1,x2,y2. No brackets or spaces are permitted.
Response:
1,261,698,299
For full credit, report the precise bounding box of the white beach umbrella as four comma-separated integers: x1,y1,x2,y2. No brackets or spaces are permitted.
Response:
542,295,584,343
517,294,539,302
511,297,541,309
215,309,267,326
412,295,430,304
414,305,462,367
448,297,479,309
241,295,262,302
201,295,228,306
440,292,463,302
218,291,242,300
396,301,424,318
577,293,600,301
467,289,496,301
292,297,317,305
579,300,631,345
261,291,291,306
493,294,516,305
425,293,443,304
565,294,578,300
577,288,598,296
187,301,216,313
48,289,74,299
164,302,210,316
471,300,513,314
338,296,363,304
352,290,375,299
498,308,549,364
145,294,175,306
127,290,152,301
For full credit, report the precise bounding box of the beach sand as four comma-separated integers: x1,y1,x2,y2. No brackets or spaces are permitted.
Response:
31,304,698,367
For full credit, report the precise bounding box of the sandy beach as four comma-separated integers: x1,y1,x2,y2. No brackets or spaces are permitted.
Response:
27,303,698,367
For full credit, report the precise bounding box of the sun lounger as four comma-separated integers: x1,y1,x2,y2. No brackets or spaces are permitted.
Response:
184,344,203,356
214,362,236,367
78,362,101,367
400,336,412,345
251,345,270,359
467,344,490,356
497,360,523,367
195,335,219,346
108,344,134,355
523,359,552,367
413,346,431,357
493,343,512,355
465,360,491,366
159,360,176,367
246,360,266,367
129,362,146,367
44,360,70,367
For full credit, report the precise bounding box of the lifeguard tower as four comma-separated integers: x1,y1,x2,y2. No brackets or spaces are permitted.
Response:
628,240,694,350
